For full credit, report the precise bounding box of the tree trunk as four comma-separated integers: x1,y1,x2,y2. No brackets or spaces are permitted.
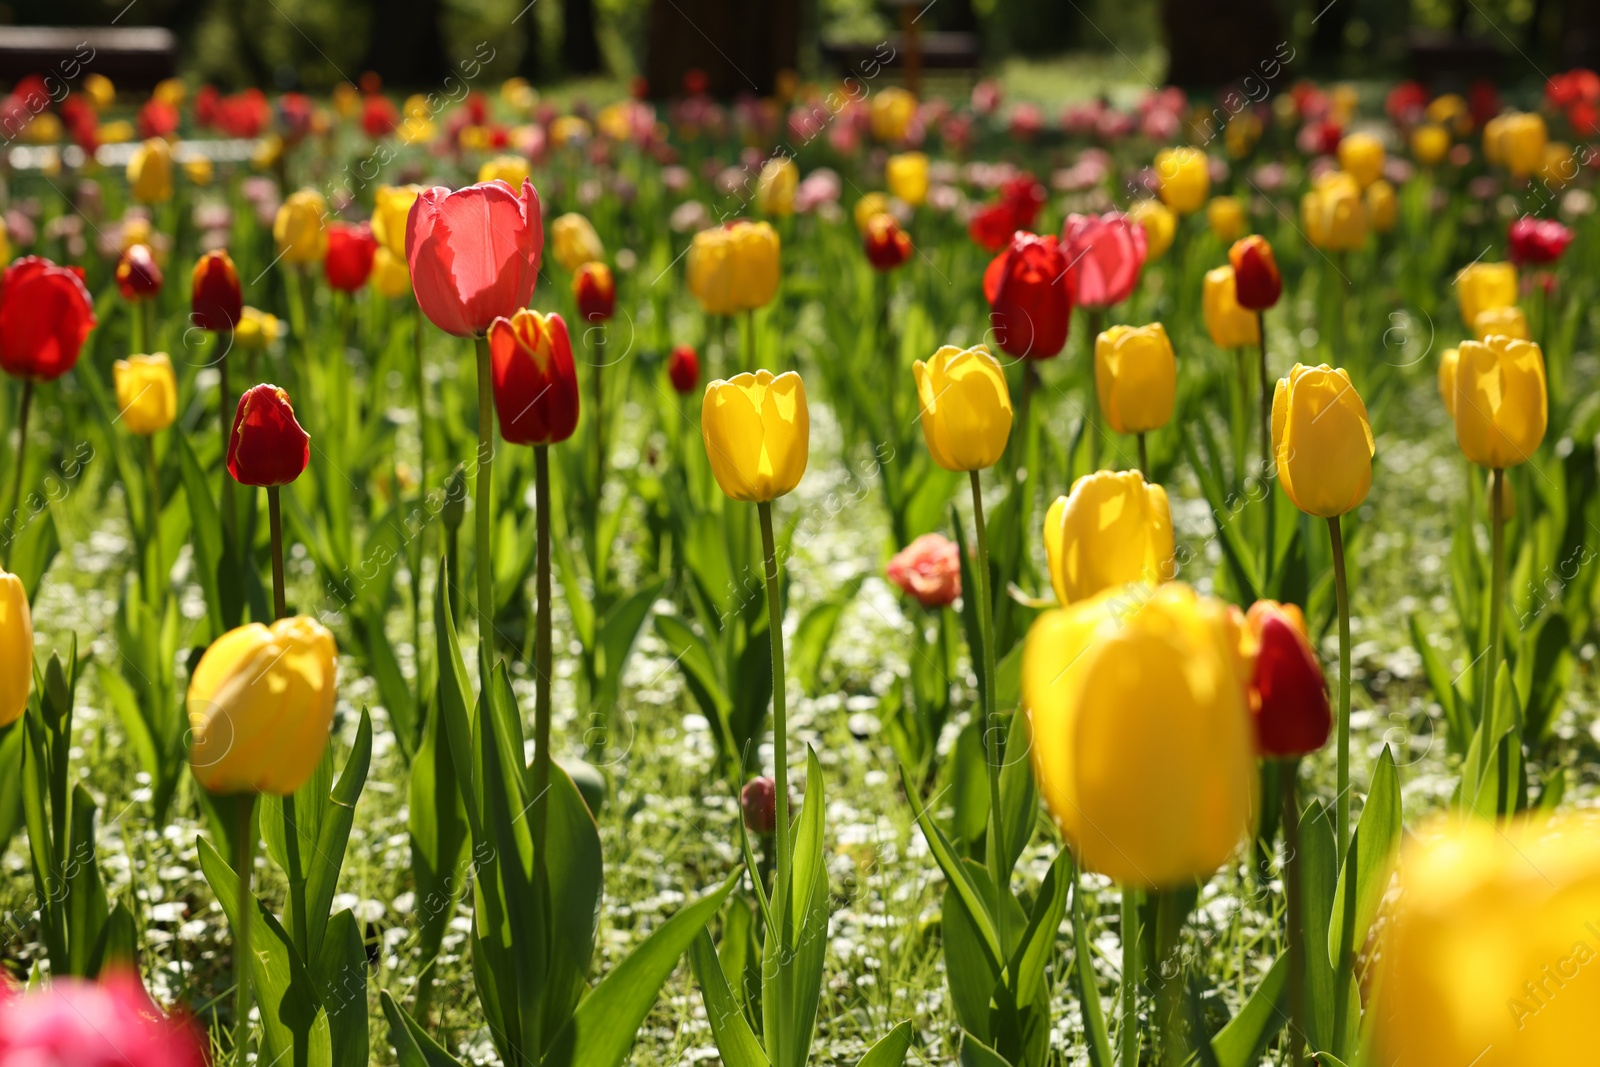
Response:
563,0,603,75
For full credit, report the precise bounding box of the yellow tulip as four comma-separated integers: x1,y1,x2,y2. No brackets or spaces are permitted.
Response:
1154,146,1210,214
1540,142,1576,190
1453,336,1547,469
912,344,1012,472
273,189,329,265
1473,304,1529,341
399,96,437,145
1365,178,1397,233
234,307,282,351
1456,261,1518,330
182,156,214,187
1272,363,1375,518
1301,171,1367,251
870,86,917,142
1024,582,1255,888
153,78,186,106
187,616,338,795
701,370,809,502
371,184,424,258
1426,93,1470,134
756,156,799,216
126,137,173,204
687,221,780,315
370,247,412,300
251,134,283,170
1043,470,1174,606
1206,196,1246,242
98,119,134,144
1438,347,1459,420
478,154,531,188
854,192,891,234
83,72,115,109
1375,813,1600,1067
0,569,31,727
886,151,930,207
1128,199,1176,261
550,212,605,273
1202,266,1261,349
1411,123,1450,166
1337,131,1386,188
1094,323,1176,435
1486,111,1547,178
114,353,178,436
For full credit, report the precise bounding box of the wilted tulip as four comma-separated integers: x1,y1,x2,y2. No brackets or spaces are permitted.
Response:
1128,199,1176,261
701,370,809,502
886,533,961,608
1202,266,1260,349
1094,323,1175,435
488,309,581,446
228,384,311,487
1243,600,1330,757
1455,261,1518,331
1228,235,1281,310
273,188,329,265
1061,212,1146,309
1154,146,1210,214
0,568,30,728
406,180,544,337
114,353,178,436
1042,469,1174,605
190,250,242,332
1336,131,1385,188
687,221,780,316
912,344,1012,472
1453,336,1547,469
984,232,1072,360
187,616,337,794
885,151,930,206
0,256,96,381
1272,363,1375,518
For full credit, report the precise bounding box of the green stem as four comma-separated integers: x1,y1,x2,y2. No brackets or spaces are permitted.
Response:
744,308,756,372
533,445,552,913
1280,759,1306,1067
473,335,495,659
1327,515,1351,860
592,329,606,553
1257,313,1271,476
4,380,34,570
1481,467,1506,728
969,469,1008,958
1138,432,1149,480
1155,890,1185,1066
412,305,428,725
146,435,163,603
757,500,791,1067
233,797,257,1067
1085,308,1102,472
1119,886,1140,1067
219,341,236,551
268,486,286,620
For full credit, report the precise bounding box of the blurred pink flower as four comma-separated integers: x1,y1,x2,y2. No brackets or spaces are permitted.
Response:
887,534,961,608
0,972,207,1067
1062,212,1147,309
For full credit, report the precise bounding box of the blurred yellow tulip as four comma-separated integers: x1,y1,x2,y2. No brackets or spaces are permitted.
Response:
756,156,799,216
886,151,930,207
0,569,30,728
478,154,531,187
1094,323,1176,435
687,221,780,315
1337,131,1386,188
273,189,329,265
870,87,916,142
371,184,424,258
550,212,605,273
1206,195,1246,242
83,72,115,109
912,344,1012,472
1128,199,1176,261
701,370,809,502
1411,123,1451,166
126,137,173,204
854,192,891,234
1485,111,1548,178
370,247,412,300
1456,261,1518,330
1301,171,1367,251
234,307,281,351
1043,469,1174,606
1154,146,1210,214
1272,363,1374,518
1453,336,1547,469
1203,266,1260,349
1438,347,1459,420
114,353,178,435
1365,178,1397,233
1473,304,1529,341
182,156,214,187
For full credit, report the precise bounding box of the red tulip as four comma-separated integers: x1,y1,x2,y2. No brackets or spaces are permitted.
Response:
136,98,178,139
741,776,778,834
967,173,1045,252
667,344,700,394
362,94,398,138
191,249,242,332
1246,601,1331,758
116,243,164,301
228,384,311,487
1228,235,1283,311
983,232,1073,360
864,213,913,270
573,261,616,322
0,256,96,382
488,309,580,446
1061,212,1147,309
0,971,207,1067
1507,217,1574,266
885,533,961,608
406,179,544,337
325,221,379,292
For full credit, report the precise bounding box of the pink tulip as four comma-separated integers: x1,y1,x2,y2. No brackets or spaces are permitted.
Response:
1061,212,1147,310
0,972,207,1067
886,533,962,608
405,178,544,337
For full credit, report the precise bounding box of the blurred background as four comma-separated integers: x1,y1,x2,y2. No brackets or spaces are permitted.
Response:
0,0,1595,97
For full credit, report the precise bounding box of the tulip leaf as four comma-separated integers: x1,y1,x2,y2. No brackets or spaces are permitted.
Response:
765,746,831,1067
305,710,374,964
997,709,1037,881
433,561,482,841
689,928,770,1067
1009,849,1070,1012
406,670,468,1014
1329,746,1400,979
542,761,604,1046
0,721,24,855
1407,615,1468,753
64,784,109,978
1180,421,1259,604
381,989,467,1067
596,577,669,711
175,433,226,633
21,715,66,970
900,764,1002,961
7,506,58,608
314,909,370,1067
355,604,418,761
1070,874,1113,1067
89,900,138,978
1298,800,1338,1054
1515,610,1573,746
942,880,1001,1041
855,1021,915,1067
957,1029,1015,1067
1210,953,1288,1067
789,575,863,698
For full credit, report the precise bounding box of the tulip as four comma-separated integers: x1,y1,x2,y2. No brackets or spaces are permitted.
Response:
1507,217,1573,266
0,257,96,382
1042,469,1174,606
187,616,337,795
1411,123,1450,166
984,232,1072,360
1301,171,1368,250
1455,261,1518,331
1472,304,1529,341
1061,212,1146,309
324,221,378,292
1023,581,1256,888
886,533,961,608
912,344,1012,473
488,309,581,446
0,972,208,1067
1154,146,1210,214
371,184,424,258
126,136,173,203
1438,347,1459,419
115,243,163,301
1243,600,1330,756
1375,813,1600,1067
550,212,604,272
1128,199,1176,261
1486,110,1547,177
114,353,178,436
477,154,531,187
370,247,412,299
573,261,615,322
667,344,700,394
1202,266,1260,349
701,370,809,502
1539,141,1576,189
687,220,781,317
853,192,891,234
406,180,544,337
1365,178,1398,233
1206,195,1246,242
885,151,929,206
756,156,798,216
1228,235,1281,311
272,189,329,265
0,568,30,727
234,307,281,350
870,86,916,142
228,384,310,487
1272,363,1374,518
1094,322,1176,444
1453,336,1547,470
863,212,913,271
740,776,779,834
184,157,213,186
190,250,242,332
1336,131,1385,188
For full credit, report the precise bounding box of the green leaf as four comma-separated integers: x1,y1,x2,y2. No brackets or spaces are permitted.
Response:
789,576,863,696
1329,746,1400,973
315,910,370,1067
65,784,109,978
957,1030,1014,1067
8,507,58,608
900,764,1001,962
381,989,467,1067
407,675,467,1010
689,929,770,1067
542,763,604,1046
1070,874,1113,1067
1008,849,1069,1012
89,901,138,978
942,882,1001,1041
1299,801,1338,1053
1408,615,1467,753
1210,954,1288,1067
596,578,668,709
356,606,418,761
306,711,373,962
767,747,831,1067
175,433,230,634
0,721,26,854
997,710,1037,880
855,1021,914,1067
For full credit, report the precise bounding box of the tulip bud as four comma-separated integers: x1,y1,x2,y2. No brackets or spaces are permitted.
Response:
273,189,329,265
116,243,163,301
324,221,378,292
187,616,337,795
1337,131,1386,188
573,261,616,322
0,568,31,728
1244,600,1330,757
550,212,604,273
190,250,242,332
886,533,961,608
114,353,178,436
1206,195,1246,242
1271,363,1374,518
863,213,913,271
1228,235,1281,311
1153,146,1210,214
912,344,1012,472
487,309,581,446
667,344,700,395
1452,336,1547,470
0,257,97,382
1094,323,1176,435
228,384,311,487
1043,469,1174,605
741,776,779,834
1455,261,1518,331
1202,266,1260,349
885,151,930,206
702,370,809,502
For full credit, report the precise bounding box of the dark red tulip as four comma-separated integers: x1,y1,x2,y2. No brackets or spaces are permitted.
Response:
191,250,242,332
228,384,311,487
573,261,616,322
864,213,913,270
667,344,699,394
361,94,398,138
1228,235,1282,311
0,256,97,382
488,309,580,446
983,232,1073,360
324,221,379,292
1247,601,1331,758
741,776,777,834
116,243,164,301
1507,217,1574,266
407,180,544,337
